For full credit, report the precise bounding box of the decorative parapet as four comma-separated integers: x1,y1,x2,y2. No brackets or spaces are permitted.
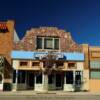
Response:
14,27,82,52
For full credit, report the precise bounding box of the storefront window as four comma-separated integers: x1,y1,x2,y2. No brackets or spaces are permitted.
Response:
48,74,53,84
18,71,25,83
66,71,73,84
36,73,42,84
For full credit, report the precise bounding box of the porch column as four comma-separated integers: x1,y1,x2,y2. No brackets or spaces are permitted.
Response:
63,72,66,91
73,70,75,86
15,70,18,91
43,73,48,91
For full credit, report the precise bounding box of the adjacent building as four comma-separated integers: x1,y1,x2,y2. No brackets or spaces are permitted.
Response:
0,20,100,92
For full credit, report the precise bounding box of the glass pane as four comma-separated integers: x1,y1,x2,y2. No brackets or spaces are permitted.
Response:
44,38,53,49
56,73,62,87
90,61,100,69
18,71,25,83
48,74,54,84
37,37,42,49
54,39,59,50
90,71,100,79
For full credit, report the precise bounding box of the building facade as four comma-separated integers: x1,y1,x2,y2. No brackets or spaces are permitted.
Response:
0,20,100,92
0,20,14,90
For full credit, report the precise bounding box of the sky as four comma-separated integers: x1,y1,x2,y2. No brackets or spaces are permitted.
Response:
0,0,100,46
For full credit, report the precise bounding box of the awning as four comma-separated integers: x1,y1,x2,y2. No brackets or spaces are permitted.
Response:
64,52,84,61
11,51,84,61
11,51,35,60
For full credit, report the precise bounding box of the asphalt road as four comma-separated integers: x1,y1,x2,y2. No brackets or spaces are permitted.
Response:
0,95,100,100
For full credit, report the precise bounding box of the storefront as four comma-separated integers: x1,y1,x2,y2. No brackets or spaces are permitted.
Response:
11,51,88,92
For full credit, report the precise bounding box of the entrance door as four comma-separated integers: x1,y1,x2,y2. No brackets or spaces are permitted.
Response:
75,71,82,91
66,71,73,84
65,71,74,91
27,72,34,89
56,73,63,90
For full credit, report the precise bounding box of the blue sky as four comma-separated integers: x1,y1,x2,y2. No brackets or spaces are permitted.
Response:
0,0,100,45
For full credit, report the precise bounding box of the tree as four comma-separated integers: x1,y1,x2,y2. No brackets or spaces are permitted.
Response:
43,52,57,74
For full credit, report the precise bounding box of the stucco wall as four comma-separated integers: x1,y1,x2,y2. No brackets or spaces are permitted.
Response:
77,62,84,70
13,60,19,69
0,84,3,90
81,70,89,91
90,79,100,92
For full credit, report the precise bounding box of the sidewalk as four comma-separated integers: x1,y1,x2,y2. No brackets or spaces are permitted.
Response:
0,91,100,96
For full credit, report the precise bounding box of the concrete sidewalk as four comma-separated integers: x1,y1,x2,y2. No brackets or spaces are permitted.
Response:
0,91,100,96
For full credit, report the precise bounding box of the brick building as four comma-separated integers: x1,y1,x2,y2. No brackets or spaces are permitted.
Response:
0,20,19,90
0,20,100,92
12,27,88,91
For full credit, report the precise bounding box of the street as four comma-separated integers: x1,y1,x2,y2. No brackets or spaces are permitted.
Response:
0,94,100,100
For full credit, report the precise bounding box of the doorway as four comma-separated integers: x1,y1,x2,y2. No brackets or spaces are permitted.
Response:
55,73,63,90
27,72,34,89
75,71,82,91
66,71,73,84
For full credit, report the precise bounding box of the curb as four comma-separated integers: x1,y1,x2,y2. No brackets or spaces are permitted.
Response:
0,91,100,96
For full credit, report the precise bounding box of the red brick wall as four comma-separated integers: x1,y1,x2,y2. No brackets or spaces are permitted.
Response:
0,20,14,64
0,20,14,79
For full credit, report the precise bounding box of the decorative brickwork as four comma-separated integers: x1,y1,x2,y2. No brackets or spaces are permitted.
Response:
14,27,82,52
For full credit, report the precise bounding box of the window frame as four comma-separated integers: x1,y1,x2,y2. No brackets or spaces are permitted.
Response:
36,36,60,50
68,62,76,69
90,61,100,79
90,70,100,79
32,61,40,67
19,61,28,66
